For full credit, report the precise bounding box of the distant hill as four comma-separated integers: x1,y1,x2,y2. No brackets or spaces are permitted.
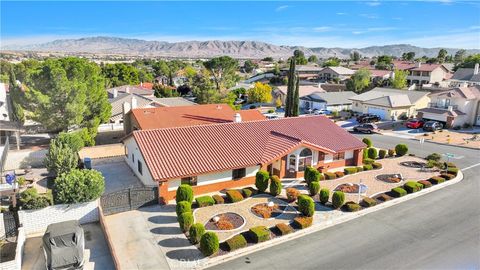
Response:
2,36,478,59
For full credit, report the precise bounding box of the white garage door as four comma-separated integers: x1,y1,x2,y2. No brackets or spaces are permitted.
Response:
367,107,387,120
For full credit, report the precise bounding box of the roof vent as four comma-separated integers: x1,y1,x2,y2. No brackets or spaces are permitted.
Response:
234,113,242,123
216,105,222,110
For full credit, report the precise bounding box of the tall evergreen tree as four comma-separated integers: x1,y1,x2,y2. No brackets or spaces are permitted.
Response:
285,58,296,117
292,76,300,116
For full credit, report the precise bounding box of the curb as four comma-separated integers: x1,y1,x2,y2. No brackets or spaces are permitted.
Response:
197,170,464,269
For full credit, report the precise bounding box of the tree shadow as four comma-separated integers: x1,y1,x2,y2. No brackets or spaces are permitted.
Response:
150,226,181,235
165,248,203,261
158,237,192,248
147,215,178,224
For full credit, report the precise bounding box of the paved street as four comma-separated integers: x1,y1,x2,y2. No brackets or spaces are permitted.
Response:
209,134,480,270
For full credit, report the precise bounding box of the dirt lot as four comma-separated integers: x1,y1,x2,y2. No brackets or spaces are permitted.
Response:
415,130,480,149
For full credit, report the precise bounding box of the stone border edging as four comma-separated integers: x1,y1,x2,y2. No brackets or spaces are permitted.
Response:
196,170,464,270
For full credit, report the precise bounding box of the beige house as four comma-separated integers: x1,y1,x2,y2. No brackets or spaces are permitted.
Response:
350,88,430,120
405,63,451,86
318,67,355,82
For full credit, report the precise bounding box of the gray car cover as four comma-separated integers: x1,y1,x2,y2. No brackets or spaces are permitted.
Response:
42,220,84,269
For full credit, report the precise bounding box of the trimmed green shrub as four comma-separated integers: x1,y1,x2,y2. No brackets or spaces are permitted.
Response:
178,212,194,232
225,234,247,251
440,173,455,180
293,216,313,229
44,138,78,177
269,175,282,196
249,226,270,243
305,166,321,183
418,180,432,188
362,137,373,147
242,188,253,198
176,201,192,216
445,162,457,168
344,167,358,175
372,162,382,169
195,196,215,207
361,197,377,208
363,164,373,171
212,195,224,204
335,171,345,178
318,173,325,181
20,188,52,210
200,232,219,256
391,187,407,197
377,193,392,202
446,167,459,176
426,153,441,161
363,158,374,165
332,191,345,209
429,176,445,185
404,181,423,193
297,195,315,217
189,223,205,244
324,172,337,180
308,181,320,196
356,166,364,172
344,201,361,212
275,223,293,235
319,188,330,204
255,170,270,192
226,190,243,203
367,147,378,159
378,149,387,159
395,144,408,156
53,169,105,204
388,149,396,157
176,184,194,203
286,187,300,202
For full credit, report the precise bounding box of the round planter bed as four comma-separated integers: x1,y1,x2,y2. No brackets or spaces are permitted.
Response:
375,173,403,183
205,212,245,231
334,183,367,193
250,202,287,219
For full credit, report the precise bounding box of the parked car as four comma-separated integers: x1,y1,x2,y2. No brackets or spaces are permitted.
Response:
43,220,84,270
356,114,381,123
353,123,379,134
313,109,330,115
423,121,443,131
406,119,425,129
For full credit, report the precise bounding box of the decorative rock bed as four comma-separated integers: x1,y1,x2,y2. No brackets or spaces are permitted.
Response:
400,161,426,168
334,183,368,193
205,212,245,231
376,173,403,183
250,202,287,219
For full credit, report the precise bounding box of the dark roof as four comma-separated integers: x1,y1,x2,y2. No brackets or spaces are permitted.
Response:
300,91,357,105
451,68,480,82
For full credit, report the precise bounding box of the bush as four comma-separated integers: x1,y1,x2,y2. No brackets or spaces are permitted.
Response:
255,170,270,192
286,188,300,202
189,223,205,244
305,166,321,184
195,196,215,207
378,149,387,159
335,171,345,178
53,169,105,204
178,212,194,232
308,181,320,196
269,175,282,196
388,149,396,157
426,153,441,161
344,167,358,175
363,158,374,165
367,148,378,159
324,172,337,180
372,162,382,169
332,191,345,209
249,226,270,243
212,195,224,204
176,201,192,216
429,176,445,185
446,167,459,176
343,201,361,212
176,184,194,203
275,223,293,235
242,188,253,198
361,197,377,208
391,187,407,197
440,173,455,180
362,137,373,147
404,181,423,193
200,232,219,256
319,188,330,204
44,138,78,177
225,234,247,251
445,162,457,168
363,164,373,171
57,131,85,153
297,195,315,217
356,166,364,172
20,188,52,210
376,193,392,202
226,190,243,203
418,180,432,188
318,172,325,181
395,144,408,156
293,216,313,229
362,148,369,160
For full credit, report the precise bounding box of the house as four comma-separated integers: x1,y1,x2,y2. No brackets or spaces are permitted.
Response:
318,67,355,82
369,69,394,82
406,63,451,86
417,86,480,128
350,88,430,120
107,85,154,99
124,103,265,134
0,83,10,121
300,91,357,112
449,63,480,87
122,116,365,203
273,85,325,104
280,65,323,80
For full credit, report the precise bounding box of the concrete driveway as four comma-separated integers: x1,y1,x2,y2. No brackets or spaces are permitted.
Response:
93,157,144,194
22,222,114,270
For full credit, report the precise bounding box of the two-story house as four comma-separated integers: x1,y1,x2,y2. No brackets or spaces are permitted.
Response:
449,63,480,87
318,67,355,82
406,63,451,86
417,86,480,128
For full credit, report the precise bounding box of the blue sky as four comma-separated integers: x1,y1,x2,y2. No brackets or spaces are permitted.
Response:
1,1,479,48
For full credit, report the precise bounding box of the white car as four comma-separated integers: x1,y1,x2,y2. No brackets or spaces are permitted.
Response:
313,109,330,115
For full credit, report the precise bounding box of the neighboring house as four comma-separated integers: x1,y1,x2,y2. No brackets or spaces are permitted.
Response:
154,75,188,87
124,103,265,134
449,63,480,87
300,91,358,112
318,67,355,82
417,86,480,128
350,87,430,120
107,85,154,99
122,116,365,203
406,63,451,86
280,65,323,80
370,70,394,82
0,83,10,121
273,85,325,104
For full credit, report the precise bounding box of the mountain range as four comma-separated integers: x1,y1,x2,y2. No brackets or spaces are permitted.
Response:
2,36,478,59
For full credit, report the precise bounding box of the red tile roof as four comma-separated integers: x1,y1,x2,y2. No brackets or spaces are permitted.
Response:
392,60,416,70
131,104,265,130
129,116,365,181
410,63,442,72
138,82,154,90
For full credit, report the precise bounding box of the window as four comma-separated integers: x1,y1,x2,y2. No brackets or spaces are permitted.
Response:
132,153,135,163
298,148,313,171
333,152,345,161
288,155,296,170
181,176,198,186
232,168,246,179
137,160,143,175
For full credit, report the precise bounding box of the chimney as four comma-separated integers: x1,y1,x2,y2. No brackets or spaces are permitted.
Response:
416,62,422,68
131,97,137,109
474,63,479,75
125,86,130,93
122,101,131,115
113,88,118,98
447,106,453,112
140,82,143,87
234,113,242,123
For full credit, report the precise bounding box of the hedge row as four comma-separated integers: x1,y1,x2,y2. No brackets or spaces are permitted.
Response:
249,226,270,243
212,194,224,204
225,234,247,251
195,196,215,207
391,187,407,197
293,216,313,229
275,223,293,235
344,201,361,212
226,190,244,203
404,181,423,194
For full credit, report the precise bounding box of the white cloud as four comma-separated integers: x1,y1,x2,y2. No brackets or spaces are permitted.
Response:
336,12,347,15
359,13,379,19
312,26,332,32
366,1,381,7
275,5,289,12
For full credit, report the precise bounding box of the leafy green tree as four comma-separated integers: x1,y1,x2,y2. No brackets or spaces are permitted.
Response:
454,49,466,65
308,55,318,63
293,50,308,65
243,60,258,73
456,54,480,69
285,58,297,117
323,57,340,67
390,69,408,89
350,51,361,62
346,68,371,93
189,69,219,104
203,56,239,91
53,169,105,204
102,63,141,87
247,82,272,103
44,138,78,177
375,55,393,70
437,49,448,63
402,52,415,61
153,84,178,98
57,131,85,153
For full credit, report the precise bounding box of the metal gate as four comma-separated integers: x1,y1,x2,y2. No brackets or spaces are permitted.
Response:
100,187,158,216
2,211,19,238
